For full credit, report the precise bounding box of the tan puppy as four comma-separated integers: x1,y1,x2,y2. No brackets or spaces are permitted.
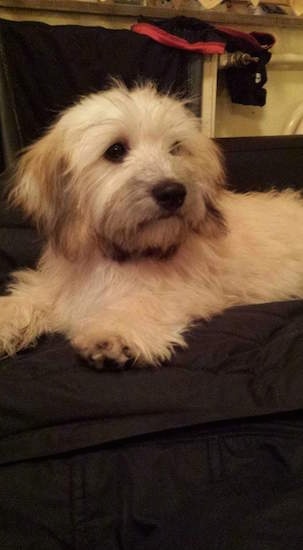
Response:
1,83,303,368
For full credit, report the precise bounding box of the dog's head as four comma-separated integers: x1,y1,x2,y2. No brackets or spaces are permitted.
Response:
12,82,226,262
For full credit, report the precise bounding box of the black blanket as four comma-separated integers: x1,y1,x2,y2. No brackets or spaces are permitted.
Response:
1,299,303,465
1,293,303,549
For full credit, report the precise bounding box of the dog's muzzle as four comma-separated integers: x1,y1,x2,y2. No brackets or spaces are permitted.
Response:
151,180,186,212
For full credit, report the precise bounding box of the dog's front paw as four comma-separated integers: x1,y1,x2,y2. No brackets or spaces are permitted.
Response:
71,319,188,369
71,331,136,370
0,333,20,359
0,298,31,358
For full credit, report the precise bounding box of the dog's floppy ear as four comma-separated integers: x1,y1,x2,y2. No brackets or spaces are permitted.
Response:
12,129,68,228
191,135,227,237
11,128,92,260
205,140,227,237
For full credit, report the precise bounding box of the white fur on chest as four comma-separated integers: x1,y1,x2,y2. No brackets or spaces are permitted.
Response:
42,234,223,334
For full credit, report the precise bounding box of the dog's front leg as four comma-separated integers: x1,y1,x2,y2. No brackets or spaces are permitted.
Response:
0,269,52,358
70,298,189,368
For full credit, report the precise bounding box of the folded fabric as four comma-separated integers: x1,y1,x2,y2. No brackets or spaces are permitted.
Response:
132,17,275,106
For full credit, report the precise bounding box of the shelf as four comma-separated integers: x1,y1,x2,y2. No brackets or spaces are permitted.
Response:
0,0,303,28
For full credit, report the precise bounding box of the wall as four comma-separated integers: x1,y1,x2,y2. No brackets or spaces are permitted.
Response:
215,26,303,137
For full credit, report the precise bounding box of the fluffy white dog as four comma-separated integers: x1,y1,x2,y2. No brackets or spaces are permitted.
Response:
1,82,303,368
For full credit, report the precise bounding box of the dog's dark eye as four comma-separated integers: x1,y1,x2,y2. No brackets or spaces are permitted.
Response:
170,141,183,156
104,142,128,163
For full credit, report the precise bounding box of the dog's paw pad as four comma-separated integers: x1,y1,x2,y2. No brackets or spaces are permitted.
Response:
94,341,111,352
72,334,135,370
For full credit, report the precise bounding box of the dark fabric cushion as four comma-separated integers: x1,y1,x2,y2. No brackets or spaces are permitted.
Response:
219,135,303,192
0,169,42,293
2,411,303,549
1,298,303,464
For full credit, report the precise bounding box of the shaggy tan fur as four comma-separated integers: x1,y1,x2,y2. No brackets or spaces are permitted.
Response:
1,83,303,367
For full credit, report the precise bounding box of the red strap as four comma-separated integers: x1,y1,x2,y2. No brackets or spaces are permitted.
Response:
132,23,226,55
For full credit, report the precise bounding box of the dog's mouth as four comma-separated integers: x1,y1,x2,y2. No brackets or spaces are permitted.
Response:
99,214,186,263
138,211,182,230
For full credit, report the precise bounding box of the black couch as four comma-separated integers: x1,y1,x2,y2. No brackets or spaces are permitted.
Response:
1,18,303,550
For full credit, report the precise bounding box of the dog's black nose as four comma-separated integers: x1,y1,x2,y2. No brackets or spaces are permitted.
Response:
151,180,186,212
